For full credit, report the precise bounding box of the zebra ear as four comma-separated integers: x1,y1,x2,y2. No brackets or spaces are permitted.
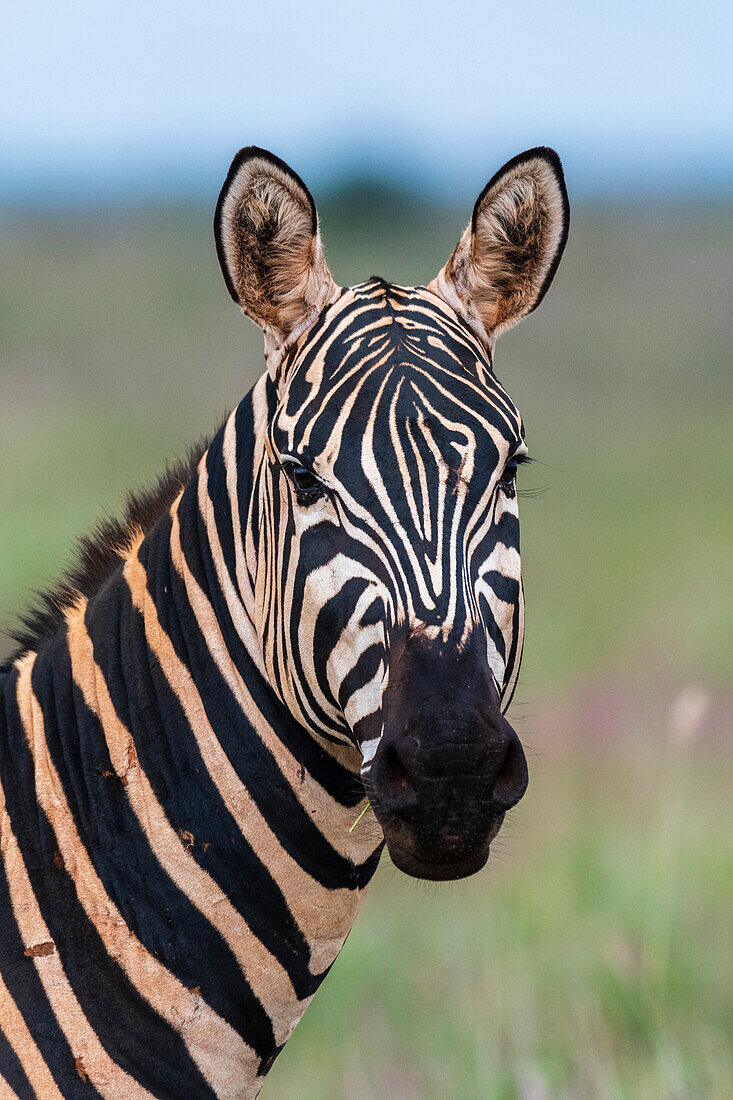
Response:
429,148,569,344
214,147,339,367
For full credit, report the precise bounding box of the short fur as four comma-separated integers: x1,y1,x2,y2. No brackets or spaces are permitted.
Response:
1,437,211,669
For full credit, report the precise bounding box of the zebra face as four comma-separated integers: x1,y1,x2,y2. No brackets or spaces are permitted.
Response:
267,286,530,879
215,145,569,879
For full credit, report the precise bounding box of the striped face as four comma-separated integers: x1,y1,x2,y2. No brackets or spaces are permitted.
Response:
215,144,569,879
256,281,529,878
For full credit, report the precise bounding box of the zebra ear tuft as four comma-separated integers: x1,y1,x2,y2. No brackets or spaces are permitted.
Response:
429,148,569,344
214,147,339,353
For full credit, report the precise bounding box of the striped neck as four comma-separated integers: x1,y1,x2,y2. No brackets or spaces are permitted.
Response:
0,373,382,1098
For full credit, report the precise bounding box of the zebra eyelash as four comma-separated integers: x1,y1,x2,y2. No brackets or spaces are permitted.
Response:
512,454,547,500
498,452,531,499
501,452,532,478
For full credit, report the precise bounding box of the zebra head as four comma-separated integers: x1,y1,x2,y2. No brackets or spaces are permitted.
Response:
215,147,569,881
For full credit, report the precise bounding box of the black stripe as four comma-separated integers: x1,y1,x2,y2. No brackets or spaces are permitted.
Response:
181,440,367,786
138,502,372,909
93,532,330,1002
3,658,206,1099
133,564,325,997
83,565,281,1052
159,502,373,888
0,864,89,1099
0,671,97,1098
338,645,384,713
0,1045,35,1100
204,426,237,597
483,571,520,606
13,637,223,1097
225,400,369,802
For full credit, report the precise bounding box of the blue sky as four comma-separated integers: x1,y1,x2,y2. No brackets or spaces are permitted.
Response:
3,0,732,202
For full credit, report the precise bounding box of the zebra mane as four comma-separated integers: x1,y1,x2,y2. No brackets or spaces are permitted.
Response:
1,434,214,671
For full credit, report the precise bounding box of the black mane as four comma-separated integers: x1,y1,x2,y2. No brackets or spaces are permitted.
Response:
1,436,212,671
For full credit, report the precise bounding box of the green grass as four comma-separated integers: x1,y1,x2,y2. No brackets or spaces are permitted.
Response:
1,198,731,1096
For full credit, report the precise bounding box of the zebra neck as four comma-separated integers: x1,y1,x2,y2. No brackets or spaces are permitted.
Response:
0,385,382,1097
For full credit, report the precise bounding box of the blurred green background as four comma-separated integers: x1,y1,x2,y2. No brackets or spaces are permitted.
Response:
3,0,733,1094
1,194,731,1097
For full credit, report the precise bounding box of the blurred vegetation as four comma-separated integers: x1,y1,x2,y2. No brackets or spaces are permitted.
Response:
275,706,731,1098
0,188,731,1096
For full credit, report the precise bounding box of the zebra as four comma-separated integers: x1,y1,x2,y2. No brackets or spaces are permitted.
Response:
0,144,569,1098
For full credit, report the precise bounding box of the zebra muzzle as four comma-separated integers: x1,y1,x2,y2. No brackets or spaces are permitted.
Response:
362,637,528,881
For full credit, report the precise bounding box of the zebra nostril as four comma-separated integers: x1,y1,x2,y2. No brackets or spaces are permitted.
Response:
492,736,529,811
383,744,411,795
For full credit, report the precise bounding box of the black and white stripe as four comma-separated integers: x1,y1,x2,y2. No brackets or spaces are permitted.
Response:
0,144,568,1096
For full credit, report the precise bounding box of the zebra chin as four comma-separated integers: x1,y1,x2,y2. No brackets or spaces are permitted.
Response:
364,777,517,882
377,813,506,882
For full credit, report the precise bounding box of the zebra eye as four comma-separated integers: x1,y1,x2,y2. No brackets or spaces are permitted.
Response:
287,463,324,501
498,462,518,498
